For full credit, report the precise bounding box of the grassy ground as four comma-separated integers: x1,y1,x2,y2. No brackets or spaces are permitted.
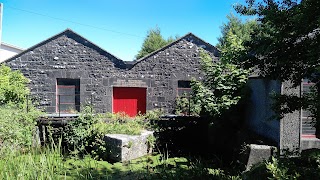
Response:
64,154,239,180
0,144,238,180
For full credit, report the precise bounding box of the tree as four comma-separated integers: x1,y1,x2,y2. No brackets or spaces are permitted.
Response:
135,27,177,60
217,14,258,64
189,51,249,117
235,0,320,85
175,15,253,117
234,0,320,122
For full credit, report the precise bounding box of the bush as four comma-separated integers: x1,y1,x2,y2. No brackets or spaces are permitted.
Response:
0,64,29,106
0,104,42,148
63,106,105,157
175,94,201,116
244,150,320,180
184,51,249,118
63,109,153,158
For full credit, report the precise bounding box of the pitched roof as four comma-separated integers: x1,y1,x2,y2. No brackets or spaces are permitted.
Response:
3,29,219,69
3,29,126,69
129,32,220,69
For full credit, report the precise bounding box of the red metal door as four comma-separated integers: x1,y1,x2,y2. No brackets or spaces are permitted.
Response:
113,87,146,117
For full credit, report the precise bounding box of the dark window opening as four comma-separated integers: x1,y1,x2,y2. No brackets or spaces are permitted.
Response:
56,78,80,113
178,80,191,88
177,80,192,97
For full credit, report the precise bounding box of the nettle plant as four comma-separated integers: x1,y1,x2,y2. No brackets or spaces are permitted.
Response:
177,51,249,118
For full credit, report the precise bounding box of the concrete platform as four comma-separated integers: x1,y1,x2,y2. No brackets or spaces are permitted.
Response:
104,130,154,162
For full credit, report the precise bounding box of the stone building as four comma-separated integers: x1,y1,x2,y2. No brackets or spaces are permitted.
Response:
3,29,319,151
4,29,218,116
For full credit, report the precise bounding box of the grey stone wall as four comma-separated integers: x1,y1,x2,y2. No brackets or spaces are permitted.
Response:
246,78,282,145
6,30,125,113
128,35,219,112
5,30,219,114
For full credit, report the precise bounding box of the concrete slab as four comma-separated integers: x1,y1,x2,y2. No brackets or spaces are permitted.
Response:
104,130,154,162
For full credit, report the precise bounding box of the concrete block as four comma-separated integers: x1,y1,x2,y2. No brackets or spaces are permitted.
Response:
301,138,320,150
104,130,154,162
245,144,276,171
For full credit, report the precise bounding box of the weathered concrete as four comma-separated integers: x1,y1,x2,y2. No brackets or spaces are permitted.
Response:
245,144,276,171
246,78,281,145
280,81,301,152
301,138,320,150
104,130,154,162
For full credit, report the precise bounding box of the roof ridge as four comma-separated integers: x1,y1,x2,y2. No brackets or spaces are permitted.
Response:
3,29,70,63
129,32,219,69
2,29,126,68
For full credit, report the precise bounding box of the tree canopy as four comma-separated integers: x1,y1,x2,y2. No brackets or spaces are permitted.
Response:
175,15,253,117
217,14,258,64
235,0,320,85
186,51,249,117
135,27,177,60
234,0,320,122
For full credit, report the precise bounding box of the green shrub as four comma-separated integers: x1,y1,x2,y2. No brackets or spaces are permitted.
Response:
175,94,201,116
63,110,156,158
144,109,164,120
63,106,106,157
189,51,249,118
244,151,320,180
0,104,42,147
0,64,29,106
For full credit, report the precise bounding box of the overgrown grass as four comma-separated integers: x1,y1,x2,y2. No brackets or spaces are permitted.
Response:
0,144,240,180
64,153,241,180
95,112,147,135
0,143,67,179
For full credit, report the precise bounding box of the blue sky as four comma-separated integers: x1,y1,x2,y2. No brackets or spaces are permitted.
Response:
1,0,247,61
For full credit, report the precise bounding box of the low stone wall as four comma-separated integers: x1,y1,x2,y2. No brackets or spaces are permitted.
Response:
104,130,154,162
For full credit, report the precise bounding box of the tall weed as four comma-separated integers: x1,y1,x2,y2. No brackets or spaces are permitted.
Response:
0,142,66,179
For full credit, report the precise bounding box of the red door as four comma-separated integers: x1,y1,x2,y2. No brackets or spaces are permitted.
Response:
113,87,146,117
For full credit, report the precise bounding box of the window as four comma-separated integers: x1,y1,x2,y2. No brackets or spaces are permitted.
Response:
301,79,316,137
177,80,192,97
56,78,80,113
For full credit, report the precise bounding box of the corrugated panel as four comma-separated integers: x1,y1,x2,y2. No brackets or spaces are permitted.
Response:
113,87,146,117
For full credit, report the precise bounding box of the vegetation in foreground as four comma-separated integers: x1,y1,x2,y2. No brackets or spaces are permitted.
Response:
1,140,320,180
0,142,241,180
